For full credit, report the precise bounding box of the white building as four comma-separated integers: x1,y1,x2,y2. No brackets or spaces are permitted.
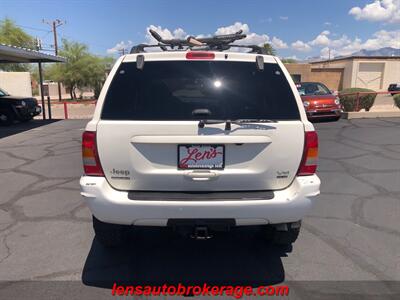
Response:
310,56,400,91
0,71,32,97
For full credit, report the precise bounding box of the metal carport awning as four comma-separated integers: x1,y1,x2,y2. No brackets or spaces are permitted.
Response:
0,43,66,119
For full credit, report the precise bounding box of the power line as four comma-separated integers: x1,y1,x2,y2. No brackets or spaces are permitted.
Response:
39,30,53,40
42,19,65,56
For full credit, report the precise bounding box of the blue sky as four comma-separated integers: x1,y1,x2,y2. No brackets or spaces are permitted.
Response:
1,0,399,59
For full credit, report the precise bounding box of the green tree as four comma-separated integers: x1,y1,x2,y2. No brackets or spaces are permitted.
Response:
47,39,113,99
262,43,276,55
85,56,114,99
0,18,37,71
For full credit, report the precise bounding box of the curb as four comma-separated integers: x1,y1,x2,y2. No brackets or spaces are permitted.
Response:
341,111,400,119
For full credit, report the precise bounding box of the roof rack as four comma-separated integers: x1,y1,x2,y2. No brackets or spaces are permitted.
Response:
130,29,269,55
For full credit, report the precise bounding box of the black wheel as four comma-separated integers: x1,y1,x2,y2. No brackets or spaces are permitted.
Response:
0,109,15,126
266,222,301,245
92,216,128,247
21,116,33,122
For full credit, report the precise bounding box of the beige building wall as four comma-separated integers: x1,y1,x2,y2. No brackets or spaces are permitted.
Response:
284,64,312,82
0,72,32,97
309,68,344,91
342,61,354,89
351,59,400,91
310,60,352,89
311,58,400,91
285,63,344,91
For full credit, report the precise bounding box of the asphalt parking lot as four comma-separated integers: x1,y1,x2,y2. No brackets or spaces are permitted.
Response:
0,119,399,299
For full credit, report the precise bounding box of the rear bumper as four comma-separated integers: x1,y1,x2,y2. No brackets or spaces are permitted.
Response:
80,175,320,226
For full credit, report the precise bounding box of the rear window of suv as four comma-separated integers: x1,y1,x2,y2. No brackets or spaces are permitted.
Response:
101,60,300,120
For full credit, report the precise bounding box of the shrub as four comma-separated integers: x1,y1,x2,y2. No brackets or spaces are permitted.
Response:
339,88,377,112
394,94,400,109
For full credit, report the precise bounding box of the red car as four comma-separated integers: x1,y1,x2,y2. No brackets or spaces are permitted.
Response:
296,82,342,121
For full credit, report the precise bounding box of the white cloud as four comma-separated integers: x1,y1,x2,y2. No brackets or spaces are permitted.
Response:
108,25,189,54
309,31,331,46
290,28,399,58
362,29,400,49
110,23,399,60
214,22,268,47
145,25,187,43
333,38,363,56
349,0,400,23
291,40,312,52
329,35,351,48
138,22,288,54
271,36,288,49
320,47,337,59
282,55,298,60
317,29,400,58
324,22,332,26
279,16,289,21
214,22,288,49
214,22,250,35
107,40,133,54
240,32,270,45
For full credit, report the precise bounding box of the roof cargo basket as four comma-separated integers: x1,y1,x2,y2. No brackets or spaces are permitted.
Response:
130,29,270,55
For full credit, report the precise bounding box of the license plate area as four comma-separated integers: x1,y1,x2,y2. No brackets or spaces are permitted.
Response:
178,144,225,170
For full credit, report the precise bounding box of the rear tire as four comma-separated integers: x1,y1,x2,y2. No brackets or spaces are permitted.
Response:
0,109,15,126
92,216,128,247
267,222,301,245
21,116,33,122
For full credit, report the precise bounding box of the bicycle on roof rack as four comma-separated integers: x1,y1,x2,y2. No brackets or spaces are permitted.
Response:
130,29,269,54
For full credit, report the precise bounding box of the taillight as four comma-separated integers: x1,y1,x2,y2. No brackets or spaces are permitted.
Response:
297,131,318,176
82,131,104,176
186,51,215,60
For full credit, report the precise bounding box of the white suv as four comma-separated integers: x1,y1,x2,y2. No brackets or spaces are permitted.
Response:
80,32,320,247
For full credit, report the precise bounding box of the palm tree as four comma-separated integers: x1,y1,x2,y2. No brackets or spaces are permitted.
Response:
262,43,276,55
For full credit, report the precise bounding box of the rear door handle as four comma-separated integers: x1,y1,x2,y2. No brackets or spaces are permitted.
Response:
184,171,219,181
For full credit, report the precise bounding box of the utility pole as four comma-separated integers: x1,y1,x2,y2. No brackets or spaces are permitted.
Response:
43,19,65,106
118,48,127,56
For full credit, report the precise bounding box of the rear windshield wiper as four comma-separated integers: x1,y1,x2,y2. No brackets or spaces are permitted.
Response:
198,119,276,130
198,119,228,129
